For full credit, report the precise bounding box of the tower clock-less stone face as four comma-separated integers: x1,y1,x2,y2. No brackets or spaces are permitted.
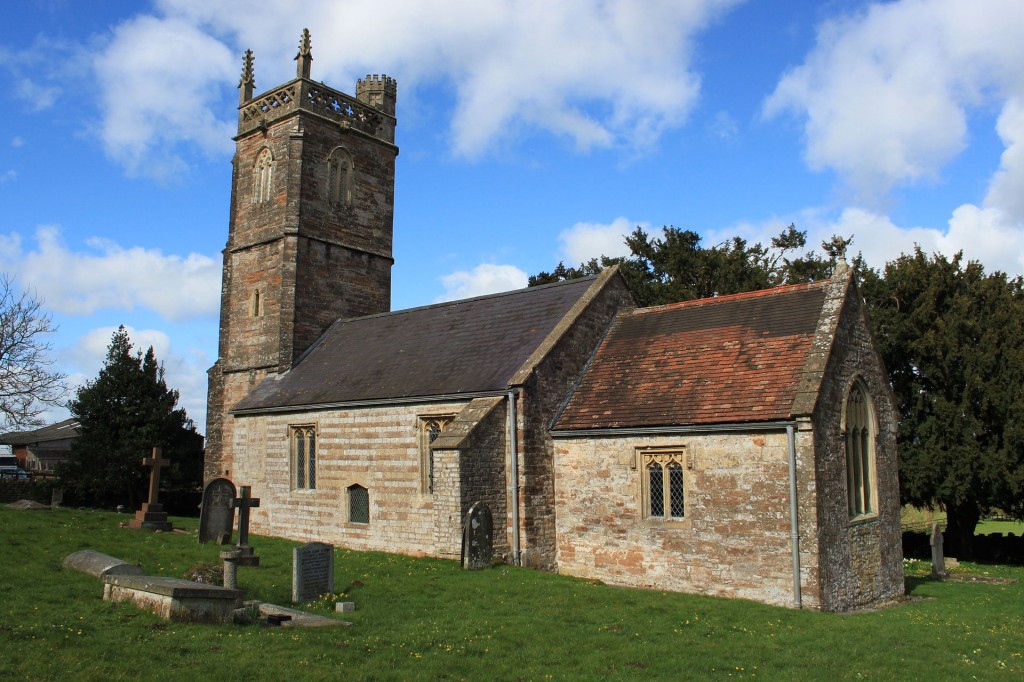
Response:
205,30,398,479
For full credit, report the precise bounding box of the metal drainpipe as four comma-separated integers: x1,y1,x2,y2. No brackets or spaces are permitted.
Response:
508,389,521,566
787,423,802,609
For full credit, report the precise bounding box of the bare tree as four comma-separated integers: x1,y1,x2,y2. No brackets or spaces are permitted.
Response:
0,275,67,429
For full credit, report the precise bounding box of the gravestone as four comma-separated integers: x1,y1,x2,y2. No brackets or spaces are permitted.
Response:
50,487,64,508
198,478,236,544
129,447,172,531
461,501,493,570
292,542,334,602
930,522,948,578
63,550,144,578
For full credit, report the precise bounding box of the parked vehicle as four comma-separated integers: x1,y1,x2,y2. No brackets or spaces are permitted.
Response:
0,455,28,480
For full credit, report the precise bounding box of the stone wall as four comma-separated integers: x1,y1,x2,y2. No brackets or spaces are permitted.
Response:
554,430,812,608
516,274,634,568
230,400,468,556
812,283,904,611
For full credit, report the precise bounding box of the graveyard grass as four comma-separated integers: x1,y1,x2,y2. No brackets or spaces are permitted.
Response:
1,509,1022,681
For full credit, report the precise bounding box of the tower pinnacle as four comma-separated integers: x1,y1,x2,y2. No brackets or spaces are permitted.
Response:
238,49,255,105
295,28,312,79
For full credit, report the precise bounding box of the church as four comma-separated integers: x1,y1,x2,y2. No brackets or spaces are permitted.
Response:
205,31,903,612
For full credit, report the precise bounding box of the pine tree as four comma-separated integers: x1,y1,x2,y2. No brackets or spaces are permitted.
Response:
60,327,203,509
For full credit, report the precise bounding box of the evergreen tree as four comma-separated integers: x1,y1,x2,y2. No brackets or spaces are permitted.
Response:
861,250,1024,557
530,224,849,306
60,327,203,509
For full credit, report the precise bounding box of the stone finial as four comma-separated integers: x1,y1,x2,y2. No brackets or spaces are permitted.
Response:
356,74,398,116
833,256,851,279
295,28,313,79
239,49,255,105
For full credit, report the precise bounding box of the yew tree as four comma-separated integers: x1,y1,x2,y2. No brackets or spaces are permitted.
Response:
861,249,1024,556
60,327,203,509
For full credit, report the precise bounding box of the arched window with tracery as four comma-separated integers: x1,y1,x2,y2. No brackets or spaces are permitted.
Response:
845,381,877,519
253,148,274,204
290,425,316,490
642,450,686,520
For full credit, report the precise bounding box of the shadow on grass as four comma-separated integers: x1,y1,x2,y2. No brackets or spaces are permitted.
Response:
904,574,940,595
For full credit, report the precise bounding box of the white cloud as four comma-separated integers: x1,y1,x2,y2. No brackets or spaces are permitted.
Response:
86,0,743,175
0,170,16,185
764,0,1024,201
0,226,220,321
763,204,1024,277
11,137,24,148
558,217,642,263
437,263,528,301
92,15,237,180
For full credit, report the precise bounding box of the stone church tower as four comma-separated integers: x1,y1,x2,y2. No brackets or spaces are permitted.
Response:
205,30,398,479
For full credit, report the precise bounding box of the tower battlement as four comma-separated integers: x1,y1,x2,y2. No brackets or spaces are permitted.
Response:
356,74,398,117
236,30,397,144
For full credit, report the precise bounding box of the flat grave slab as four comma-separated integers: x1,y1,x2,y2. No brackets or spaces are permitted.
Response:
103,574,243,624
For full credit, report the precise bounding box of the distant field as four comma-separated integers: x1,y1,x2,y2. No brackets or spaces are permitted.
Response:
1,506,1023,681
901,506,1023,536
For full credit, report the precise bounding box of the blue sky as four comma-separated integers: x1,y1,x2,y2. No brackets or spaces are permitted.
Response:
2,0,1023,434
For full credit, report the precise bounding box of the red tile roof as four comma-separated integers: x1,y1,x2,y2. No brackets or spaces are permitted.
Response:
553,281,829,430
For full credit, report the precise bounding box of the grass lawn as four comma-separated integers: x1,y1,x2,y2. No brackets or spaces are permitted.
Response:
1,507,1023,681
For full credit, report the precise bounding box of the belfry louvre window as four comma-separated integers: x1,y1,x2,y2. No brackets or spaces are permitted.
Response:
291,426,317,490
253,148,273,204
327,148,352,207
846,382,877,518
642,450,686,519
419,416,453,494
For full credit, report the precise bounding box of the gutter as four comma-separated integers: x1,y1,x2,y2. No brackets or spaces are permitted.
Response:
786,423,802,609
508,389,521,566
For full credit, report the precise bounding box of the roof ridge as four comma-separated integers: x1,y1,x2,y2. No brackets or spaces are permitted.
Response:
636,279,826,315
338,274,601,325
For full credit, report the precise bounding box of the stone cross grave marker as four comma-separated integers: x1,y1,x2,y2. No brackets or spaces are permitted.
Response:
198,478,236,544
221,485,261,590
129,447,172,531
292,542,335,602
930,522,948,578
230,485,260,549
461,501,493,570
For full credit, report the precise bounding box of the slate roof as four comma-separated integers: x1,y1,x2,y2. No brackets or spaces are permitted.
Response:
233,275,602,412
553,281,829,431
0,418,80,445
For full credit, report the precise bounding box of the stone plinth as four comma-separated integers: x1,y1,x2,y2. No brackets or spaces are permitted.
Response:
102,575,243,624
64,550,144,579
128,502,172,531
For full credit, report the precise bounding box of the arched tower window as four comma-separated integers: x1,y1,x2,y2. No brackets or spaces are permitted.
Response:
253,148,274,204
327,148,352,207
845,381,877,519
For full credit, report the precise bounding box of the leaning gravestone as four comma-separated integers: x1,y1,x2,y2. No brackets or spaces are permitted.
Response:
292,542,334,602
198,478,236,544
461,501,493,570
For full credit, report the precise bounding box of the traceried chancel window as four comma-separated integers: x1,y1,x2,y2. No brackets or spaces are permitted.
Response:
253,148,274,204
291,425,317,490
419,416,453,494
642,450,686,520
846,382,877,519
